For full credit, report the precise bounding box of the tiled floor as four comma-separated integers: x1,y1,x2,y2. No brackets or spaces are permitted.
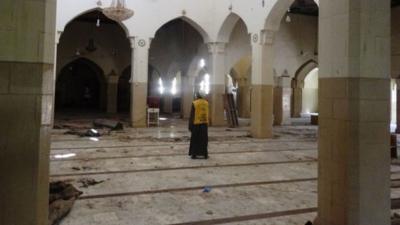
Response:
49,117,400,225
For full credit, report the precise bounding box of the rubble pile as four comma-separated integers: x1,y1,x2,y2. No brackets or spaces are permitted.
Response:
48,181,82,225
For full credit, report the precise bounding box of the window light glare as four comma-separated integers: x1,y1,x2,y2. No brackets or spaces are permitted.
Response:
171,77,177,95
54,153,77,159
199,59,206,68
158,78,164,95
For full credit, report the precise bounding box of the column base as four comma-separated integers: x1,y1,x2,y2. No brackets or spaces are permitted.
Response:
209,84,226,127
0,61,53,225
251,85,274,138
131,82,148,128
318,77,390,225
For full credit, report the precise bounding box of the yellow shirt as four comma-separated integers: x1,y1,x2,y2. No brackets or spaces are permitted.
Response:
193,99,209,125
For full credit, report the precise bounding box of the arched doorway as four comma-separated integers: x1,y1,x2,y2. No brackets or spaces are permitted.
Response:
150,18,208,118
55,58,106,113
56,9,131,118
291,60,319,118
229,57,252,119
301,67,318,115
218,14,252,121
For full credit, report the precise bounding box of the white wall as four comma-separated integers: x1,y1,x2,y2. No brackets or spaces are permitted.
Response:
149,19,208,78
302,68,318,114
274,14,318,79
57,20,131,78
391,79,397,125
226,19,251,72
56,0,276,42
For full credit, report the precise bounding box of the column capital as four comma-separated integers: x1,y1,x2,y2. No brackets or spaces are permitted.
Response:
207,42,227,54
107,71,119,84
129,36,152,50
276,76,291,88
251,29,275,46
237,77,249,86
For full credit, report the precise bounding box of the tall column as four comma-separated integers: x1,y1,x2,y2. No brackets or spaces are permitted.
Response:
273,76,292,125
317,0,390,224
250,30,275,138
0,0,56,224
106,72,119,114
396,80,400,133
52,30,63,125
291,79,304,118
207,42,227,126
182,75,195,119
129,37,150,127
163,95,173,114
237,77,251,118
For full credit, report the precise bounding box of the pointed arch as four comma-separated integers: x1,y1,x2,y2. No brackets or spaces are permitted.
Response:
217,13,249,43
152,16,210,43
56,57,107,111
291,59,319,117
60,8,130,38
294,59,318,84
264,0,319,32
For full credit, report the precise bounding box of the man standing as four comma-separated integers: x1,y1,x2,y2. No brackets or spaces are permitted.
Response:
188,92,209,159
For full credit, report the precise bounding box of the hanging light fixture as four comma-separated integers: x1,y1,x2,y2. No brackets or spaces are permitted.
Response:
103,0,134,22
285,9,291,23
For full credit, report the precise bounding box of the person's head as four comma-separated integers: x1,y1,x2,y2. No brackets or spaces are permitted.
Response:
195,92,204,99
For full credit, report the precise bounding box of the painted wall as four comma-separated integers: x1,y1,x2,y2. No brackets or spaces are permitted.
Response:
149,19,208,78
226,19,251,73
57,20,131,78
302,68,318,114
391,79,397,125
56,0,277,41
273,14,318,79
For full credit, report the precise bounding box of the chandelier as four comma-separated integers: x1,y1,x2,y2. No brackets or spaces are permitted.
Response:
103,0,134,22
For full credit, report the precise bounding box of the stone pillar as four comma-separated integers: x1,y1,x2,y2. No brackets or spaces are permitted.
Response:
250,30,275,138
237,77,251,118
106,72,119,114
207,42,227,126
317,0,390,224
182,75,195,119
0,0,56,224
163,95,173,114
52,31,62,125
396,80,400,133
291,79,304,118
273,76,292,125
130,37,150,127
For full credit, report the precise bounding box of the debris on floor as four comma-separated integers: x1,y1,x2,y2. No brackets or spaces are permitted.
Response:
71,167,81,171
64,128,108,138
77,178,105,188
53,121,91,130
71,166,98,171
206,210,214,215
93,119,124,130
49,181,82,225
202,186,212,193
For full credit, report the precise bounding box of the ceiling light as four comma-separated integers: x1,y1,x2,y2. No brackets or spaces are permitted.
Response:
103,0,134,22
286,9,291,23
